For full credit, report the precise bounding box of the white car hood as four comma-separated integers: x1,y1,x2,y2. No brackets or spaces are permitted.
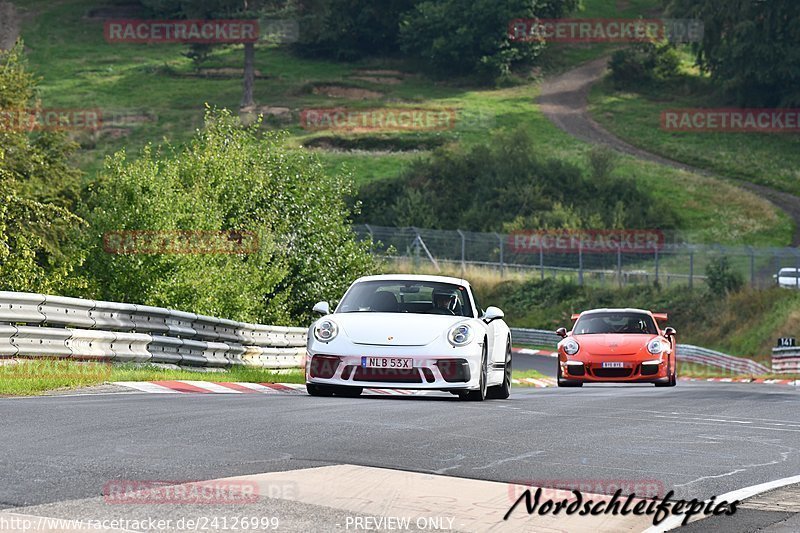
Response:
332,313,465,346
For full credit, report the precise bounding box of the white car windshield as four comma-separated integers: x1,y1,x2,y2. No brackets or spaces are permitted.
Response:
574,312,658,335
337,280,474,317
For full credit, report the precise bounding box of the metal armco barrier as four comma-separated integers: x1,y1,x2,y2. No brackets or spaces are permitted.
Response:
0,326,18,356
678,345,770,374
772,347,800,374
510,328,562,347
511,327,771,374
0,291,307,369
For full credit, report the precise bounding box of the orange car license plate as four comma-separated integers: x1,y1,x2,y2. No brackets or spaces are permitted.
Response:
362,357,413,369
602,362,625,368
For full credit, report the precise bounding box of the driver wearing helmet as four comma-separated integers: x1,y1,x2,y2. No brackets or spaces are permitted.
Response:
432,291,457,315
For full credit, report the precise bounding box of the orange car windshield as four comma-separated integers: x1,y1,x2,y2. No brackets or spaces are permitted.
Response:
574,313,658,335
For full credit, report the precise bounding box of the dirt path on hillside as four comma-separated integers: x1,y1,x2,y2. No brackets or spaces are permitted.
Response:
538,57,800,246
0,1,20,50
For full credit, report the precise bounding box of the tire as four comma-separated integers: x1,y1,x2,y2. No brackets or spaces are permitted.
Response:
462,341,488,401
487,339,511,400
557,362,583,388
306,383,335,397
334,386,363,397
655,360,677,387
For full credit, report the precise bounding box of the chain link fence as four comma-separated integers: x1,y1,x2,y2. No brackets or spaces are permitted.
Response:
355,225,800,289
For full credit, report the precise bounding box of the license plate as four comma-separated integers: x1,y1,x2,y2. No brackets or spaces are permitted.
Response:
361,357,413,369
602,362,625,368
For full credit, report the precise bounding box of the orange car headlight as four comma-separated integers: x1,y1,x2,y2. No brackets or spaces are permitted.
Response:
647,339,666,355
562,338,580,355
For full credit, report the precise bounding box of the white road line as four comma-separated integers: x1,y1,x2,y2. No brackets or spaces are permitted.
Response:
643,474,800,533
179,381,244,393
232,382,284,393
111,381,179,394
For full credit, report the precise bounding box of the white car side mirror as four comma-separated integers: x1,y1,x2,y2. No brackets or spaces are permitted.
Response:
483,306,504,323
313,301,331,315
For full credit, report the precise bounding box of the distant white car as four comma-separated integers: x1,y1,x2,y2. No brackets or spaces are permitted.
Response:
774,268,800,289
306,274,512,400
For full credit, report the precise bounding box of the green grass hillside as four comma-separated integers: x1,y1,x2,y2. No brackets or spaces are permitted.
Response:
589,53,800,196
10,0,793,248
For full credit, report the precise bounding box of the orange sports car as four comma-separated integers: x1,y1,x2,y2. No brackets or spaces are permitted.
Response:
555,308,676,387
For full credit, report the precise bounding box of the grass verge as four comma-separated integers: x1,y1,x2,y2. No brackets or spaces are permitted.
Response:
0,359,304,396
512,369,552,386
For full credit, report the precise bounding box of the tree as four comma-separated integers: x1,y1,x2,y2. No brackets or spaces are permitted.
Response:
398,0,579,80
705,256,744,295
0,41,86,293
84,108,376,324
293,0,418,60
666,0,800,106
140,0,282,108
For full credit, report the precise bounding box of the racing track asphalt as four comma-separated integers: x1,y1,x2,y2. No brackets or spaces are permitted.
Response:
509,352,556,376
1,381,799,531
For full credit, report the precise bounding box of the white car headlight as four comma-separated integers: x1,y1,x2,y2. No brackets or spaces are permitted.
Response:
314,320,338,342
448,323,473,347
647,339,665,354
562,338,580,356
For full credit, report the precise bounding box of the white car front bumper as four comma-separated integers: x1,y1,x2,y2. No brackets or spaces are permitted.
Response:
305,347,483,390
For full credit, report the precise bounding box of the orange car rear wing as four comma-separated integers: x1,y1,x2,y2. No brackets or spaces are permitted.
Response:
570,313,580,321
652,313,668,322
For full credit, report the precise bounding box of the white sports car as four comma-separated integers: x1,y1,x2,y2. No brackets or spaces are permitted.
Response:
305,274,512,400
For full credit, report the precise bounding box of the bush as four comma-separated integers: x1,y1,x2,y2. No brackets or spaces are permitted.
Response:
357,128,678,232
84,109,377,325
705,256,744,296
609,41,681,89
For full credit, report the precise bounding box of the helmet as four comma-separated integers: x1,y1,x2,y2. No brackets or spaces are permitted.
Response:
433,290,456,311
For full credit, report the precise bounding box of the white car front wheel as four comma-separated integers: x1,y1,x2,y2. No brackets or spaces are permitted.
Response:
461,341,487,401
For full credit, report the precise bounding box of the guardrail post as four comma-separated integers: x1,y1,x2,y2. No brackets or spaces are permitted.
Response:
617,248,622,288
578,240,584,286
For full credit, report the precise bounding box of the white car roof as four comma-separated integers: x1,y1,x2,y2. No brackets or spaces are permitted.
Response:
352,273,471,288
